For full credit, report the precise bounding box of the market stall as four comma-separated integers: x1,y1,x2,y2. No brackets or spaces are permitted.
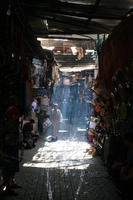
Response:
91,14,133,198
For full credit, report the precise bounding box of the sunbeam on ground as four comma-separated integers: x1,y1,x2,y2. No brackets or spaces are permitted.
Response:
23,140,92,169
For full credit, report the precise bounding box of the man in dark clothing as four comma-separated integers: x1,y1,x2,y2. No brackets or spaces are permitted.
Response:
23,119,37,149
2,106,21,196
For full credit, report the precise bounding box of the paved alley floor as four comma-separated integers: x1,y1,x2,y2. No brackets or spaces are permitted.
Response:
1,122,121,200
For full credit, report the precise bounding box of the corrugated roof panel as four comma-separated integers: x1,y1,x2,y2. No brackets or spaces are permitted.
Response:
58,0,95,5
100,0,133,9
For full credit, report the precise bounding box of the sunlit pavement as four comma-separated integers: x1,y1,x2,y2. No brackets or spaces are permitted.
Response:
3,121,121,200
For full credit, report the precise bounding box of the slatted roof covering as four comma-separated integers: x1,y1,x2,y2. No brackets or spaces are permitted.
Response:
21,0,133,39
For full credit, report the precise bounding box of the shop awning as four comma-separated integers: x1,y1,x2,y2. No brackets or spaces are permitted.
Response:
20,0,133,38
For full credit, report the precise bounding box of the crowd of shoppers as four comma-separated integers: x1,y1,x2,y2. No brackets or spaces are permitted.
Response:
51,74,94,125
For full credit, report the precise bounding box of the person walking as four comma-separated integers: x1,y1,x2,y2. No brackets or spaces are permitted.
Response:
51,103,63,141
2,106,21,195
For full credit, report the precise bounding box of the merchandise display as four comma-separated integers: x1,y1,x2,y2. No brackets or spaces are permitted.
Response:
90,14,133,198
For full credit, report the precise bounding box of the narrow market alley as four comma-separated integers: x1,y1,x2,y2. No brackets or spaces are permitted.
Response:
1,120,121,200
1,1,133,200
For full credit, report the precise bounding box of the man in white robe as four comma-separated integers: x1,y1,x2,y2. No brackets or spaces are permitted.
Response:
51,104,63,140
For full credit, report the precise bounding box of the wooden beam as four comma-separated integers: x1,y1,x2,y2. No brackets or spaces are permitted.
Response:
22,1,128,20
28,11,111,33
